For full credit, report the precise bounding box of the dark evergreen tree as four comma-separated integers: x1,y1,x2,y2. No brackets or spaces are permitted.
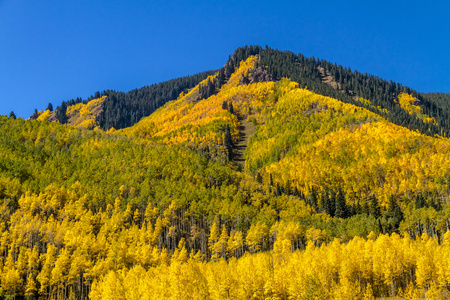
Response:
9,111,16,119
429,197,442,211
334,190,347,218
30,109,39,120
384,196,404,233
327,190,336,217
47,103,53,112
320,190,330,214
228,102,234,114
56,101,68,124
362,201,370,215
309,188,319,211
256,172,263,184
223,125,233,160
216,69,226,87
415,193,427,209
352,202,362,216
369,195,381,219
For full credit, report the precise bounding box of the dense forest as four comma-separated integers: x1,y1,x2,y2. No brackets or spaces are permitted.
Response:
50,70,217,130
2,50,450,299
43,46,450,138
222,46,450,137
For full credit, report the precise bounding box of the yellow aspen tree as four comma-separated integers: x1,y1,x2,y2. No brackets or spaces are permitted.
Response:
362,283,375,300
25,273,37,299
1,266,23,298
37,244,56,296
246,222,269,253
123,204,133,226
153,217,163,250
208,221,219,260
91,271,126,300
172,238,188,263
15,246,28,278
50,247,70,298
27,246,39,276
144,204,159,225
218,225,228,259
415,234,437,290
226,229,237,258
121,266,148,300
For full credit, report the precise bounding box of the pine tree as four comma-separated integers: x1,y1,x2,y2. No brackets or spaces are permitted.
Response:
384,196,403,233
369,195,381,219
334,190,347,218
328,190,336,217
222,101,228,110
216,69,225,87
320,190,329,214
309,188,318,211
223,125,233,160
56,101,68,124
228,102,234,114
415,193,426,209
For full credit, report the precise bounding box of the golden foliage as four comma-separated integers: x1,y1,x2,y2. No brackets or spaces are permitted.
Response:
6,54,450,300
398,93,438,126
89,233,450,299
36,109,52,121
119,56,278,161
66,96,106,129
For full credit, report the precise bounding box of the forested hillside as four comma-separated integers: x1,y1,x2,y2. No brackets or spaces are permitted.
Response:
97,71,217,130
2,51,450,299
39,70,217,131
40,46,450,138
222,46,450,137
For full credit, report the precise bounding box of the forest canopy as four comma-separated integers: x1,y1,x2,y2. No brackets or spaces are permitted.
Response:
3,50,450,299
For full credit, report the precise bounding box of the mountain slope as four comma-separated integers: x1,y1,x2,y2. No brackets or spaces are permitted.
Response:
117,55,450,212
119,56,277,162
244,83,450,208
222,46,449,137
3,49,450,299
34,96,107,129
97,70,217,130
40,46,450,137
37,70,217,130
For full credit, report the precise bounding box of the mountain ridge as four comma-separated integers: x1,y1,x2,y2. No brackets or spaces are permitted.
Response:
2,47,450,299
34,46,450,139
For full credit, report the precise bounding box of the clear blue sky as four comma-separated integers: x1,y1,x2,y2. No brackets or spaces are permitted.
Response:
1,0,449,118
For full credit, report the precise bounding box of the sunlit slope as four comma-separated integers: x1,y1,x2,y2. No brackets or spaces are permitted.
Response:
4,52,450,299
245,84,382,171
397,92,438,126
34,96,106,130
119,56,278,150
245,86,450,205
0,116,249,209
117,54,450,207
65,96,106,129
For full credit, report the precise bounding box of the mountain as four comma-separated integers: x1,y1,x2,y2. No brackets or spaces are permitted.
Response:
31,96,107,130
2,48,450,299
32,70,217,130
36,46,450,138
